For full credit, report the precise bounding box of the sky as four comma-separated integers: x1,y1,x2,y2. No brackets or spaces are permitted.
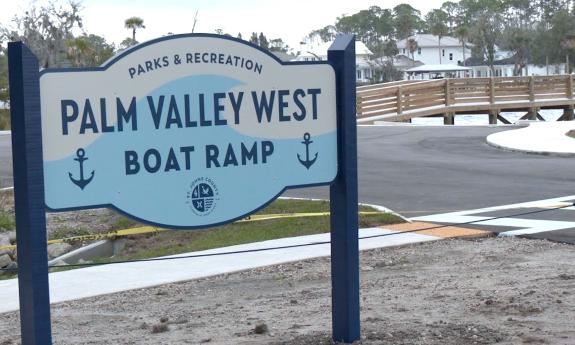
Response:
0,0,448,50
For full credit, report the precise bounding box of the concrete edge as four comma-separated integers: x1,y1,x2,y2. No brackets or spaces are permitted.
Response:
0,187,13,192
485,135,575,158
40,197,410,267
48,240,120,266
279,196,409,222
59,234,440,308
359,123,520,128
0,131,10,136
1,228,440,313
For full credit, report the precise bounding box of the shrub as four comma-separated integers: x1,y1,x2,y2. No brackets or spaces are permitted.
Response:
0,109,10,131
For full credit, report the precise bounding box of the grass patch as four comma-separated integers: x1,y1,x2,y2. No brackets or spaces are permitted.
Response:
0,272,16,280
1,199,404,278
98,199,403,262
0,188,14,232
0,213,14,232
0,189,15,232
0,109,9,131
48,227,91,241
109,216,139,230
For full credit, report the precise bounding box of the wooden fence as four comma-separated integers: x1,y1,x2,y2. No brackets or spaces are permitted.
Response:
356,75,575,124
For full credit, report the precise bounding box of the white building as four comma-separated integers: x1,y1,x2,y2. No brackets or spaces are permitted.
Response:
398,34,568,78
397,34,467,66
467,59,567,78
405,64,472,80
293,40,374,84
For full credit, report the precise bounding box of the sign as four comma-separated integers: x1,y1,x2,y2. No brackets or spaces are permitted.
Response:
9,34,358,345
40,34,337,228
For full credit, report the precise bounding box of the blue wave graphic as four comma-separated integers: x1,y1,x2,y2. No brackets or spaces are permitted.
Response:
44,75,337,228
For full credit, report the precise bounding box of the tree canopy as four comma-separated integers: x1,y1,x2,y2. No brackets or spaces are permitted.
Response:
0,1,119,105
124,16,145,42
306,0,575,78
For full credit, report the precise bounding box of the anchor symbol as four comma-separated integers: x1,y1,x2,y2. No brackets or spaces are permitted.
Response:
297,132,318,169
68,148,95,190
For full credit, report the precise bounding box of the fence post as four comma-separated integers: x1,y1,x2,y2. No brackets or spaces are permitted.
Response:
528,76,537,120
356,94,363,118
489,110,499,125
489,77,495,104
529,76,535,102
443,79,454,125
396,86,403,116
445,79,452,106
565,75,575,121
567,74,573,100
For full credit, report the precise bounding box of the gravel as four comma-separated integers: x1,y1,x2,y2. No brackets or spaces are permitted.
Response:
0,236,573,344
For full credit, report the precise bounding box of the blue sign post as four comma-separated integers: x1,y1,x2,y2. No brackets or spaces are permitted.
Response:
8,42,53,345
8,34,359,344
328,35,360,343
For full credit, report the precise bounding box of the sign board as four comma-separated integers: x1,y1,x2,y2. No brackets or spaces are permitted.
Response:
40,34,337,228
9,34,358,345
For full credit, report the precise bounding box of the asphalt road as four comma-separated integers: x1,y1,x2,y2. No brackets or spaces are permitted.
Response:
3,127,575,211
0,134,12,188
285,125,575,217
2,127,575,241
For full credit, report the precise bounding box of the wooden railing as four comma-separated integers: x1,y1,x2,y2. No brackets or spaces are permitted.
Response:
357,75,575,124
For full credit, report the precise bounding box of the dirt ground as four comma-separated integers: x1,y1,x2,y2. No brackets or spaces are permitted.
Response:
0,237,574,345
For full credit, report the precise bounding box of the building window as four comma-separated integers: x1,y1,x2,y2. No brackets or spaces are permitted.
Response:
442,49,445,56
477,70,482,77
449,53,453,61
357,70,362,80
403,48,406,54
418,47,421,55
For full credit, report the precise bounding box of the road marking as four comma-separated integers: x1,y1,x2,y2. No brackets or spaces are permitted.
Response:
411,195,575,237
384,222,491,238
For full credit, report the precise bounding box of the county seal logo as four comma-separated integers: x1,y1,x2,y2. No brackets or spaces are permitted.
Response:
187,177,219,216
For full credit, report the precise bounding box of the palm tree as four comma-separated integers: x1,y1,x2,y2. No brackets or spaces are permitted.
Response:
435,31,447,64
67,37,92,67
407,38,418,67
455,26,469,66
125,17,145,42
426,9,449,64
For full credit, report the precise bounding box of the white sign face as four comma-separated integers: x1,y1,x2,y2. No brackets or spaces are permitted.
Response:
39,34,337,228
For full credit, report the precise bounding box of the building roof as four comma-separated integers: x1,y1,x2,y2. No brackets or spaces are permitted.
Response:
271,51,296,62
393,55,424,68
397,34,463,49
464,52,516,67
406,64,471,72
296,40,372,59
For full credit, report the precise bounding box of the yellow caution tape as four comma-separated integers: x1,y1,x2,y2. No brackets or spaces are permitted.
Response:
0,227,166,251
48,226,166,245
0,211,385,251
240,211,381,221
